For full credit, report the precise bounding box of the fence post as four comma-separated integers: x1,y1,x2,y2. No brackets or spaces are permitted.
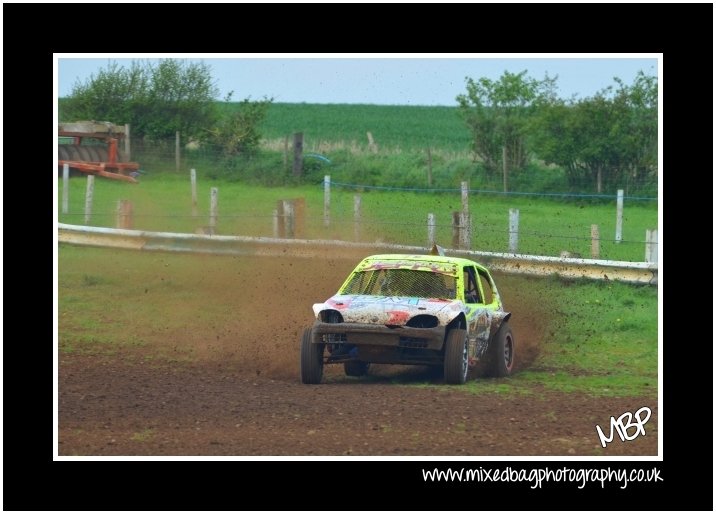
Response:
272,209,279,238
508,208,519,253
62,163,70,214
292,132,304,177
175,131,181,172
324,175,331,227
283,135,289,171
190,168,198,217
451,212,461,249
84,175,95,225
116,200,133,229
124,123,131,161
209,187,218,234
591,224,600,259
645,229,658,263
283,200,295,238
459,181,471,249
353,195,362,241
427,213,436,247
615,189,624,243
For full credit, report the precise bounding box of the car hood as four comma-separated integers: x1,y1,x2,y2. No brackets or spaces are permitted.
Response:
313,294,464,326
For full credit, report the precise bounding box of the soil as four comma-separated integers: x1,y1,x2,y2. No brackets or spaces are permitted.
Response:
58,248,657,457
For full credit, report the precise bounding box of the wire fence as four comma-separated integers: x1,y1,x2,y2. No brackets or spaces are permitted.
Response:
57,164,659,264
103,135,659,199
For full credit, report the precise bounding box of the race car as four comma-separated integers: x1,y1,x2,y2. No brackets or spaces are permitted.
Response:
300,247,515,384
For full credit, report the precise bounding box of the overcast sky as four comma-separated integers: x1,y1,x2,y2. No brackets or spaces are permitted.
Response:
56,54,659,106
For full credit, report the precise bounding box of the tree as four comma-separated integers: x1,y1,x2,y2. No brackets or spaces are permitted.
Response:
456,70,557,181
205,94,273,157
531,71,657,193
63,59,219,140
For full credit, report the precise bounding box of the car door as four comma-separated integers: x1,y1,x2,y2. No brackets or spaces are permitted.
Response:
463,265,492,363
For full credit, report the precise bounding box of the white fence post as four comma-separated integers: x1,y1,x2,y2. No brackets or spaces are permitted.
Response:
353,195,362,241
190,168,198,217
591,224,600,259
508,208,519,253
645,229,658,263
124,123,131,161
62,163,70,214
209,187,218,234
615,189,624,243
427,213,436,247
283,200,295,238
84,175,95,225
323,175,331,227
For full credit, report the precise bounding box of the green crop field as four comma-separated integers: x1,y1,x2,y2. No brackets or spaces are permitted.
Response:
222,102,472,153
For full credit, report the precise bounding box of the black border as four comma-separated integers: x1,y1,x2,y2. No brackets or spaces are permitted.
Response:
4,2,711,511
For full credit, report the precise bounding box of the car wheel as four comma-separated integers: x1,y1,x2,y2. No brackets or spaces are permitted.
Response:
344,360,370,377
300,327,324,384
488,322,515,377
444,328,469,384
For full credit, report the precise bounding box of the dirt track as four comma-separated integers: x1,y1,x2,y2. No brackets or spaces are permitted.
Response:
58,248,657,456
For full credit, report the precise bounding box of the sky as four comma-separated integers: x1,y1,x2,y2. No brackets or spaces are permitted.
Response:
56,54,658,106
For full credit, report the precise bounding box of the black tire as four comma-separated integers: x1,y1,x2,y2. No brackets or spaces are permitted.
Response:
443,328,469,384
344,360,370,377
300,327,324,384
488,322,515,377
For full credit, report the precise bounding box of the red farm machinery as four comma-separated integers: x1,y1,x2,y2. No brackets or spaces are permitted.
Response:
58,122,140,183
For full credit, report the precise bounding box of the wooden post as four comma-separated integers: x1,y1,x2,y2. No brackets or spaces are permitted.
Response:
62,163,70,214
283,200,295,238
124,123,131,161
292,132,304,177
452,211,461,249
190,168,198,217
460,181,470,249
209,187,218,234
293,197,305,239
427,213,436,247
615,189,624,243
427,147,433,187
502,145,508,192
591,224,600,259
283,135,289,170
175,131,181,172
508,208,519,253
645,229,658,263
116,200,133,229
272,209,279,238
84,175,95,225
323,175,331,227
353,195,362,241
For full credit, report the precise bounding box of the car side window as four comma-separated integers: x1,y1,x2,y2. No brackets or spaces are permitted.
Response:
463,266,481,304
477,269,494,305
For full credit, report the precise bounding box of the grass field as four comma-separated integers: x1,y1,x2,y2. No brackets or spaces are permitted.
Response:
58,170,657,261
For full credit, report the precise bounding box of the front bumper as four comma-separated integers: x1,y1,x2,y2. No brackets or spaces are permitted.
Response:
311,321,446,351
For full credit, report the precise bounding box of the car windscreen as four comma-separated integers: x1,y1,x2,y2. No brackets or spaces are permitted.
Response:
341,269,456,299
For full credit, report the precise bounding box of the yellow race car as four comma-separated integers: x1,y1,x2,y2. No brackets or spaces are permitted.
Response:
301,249,515,384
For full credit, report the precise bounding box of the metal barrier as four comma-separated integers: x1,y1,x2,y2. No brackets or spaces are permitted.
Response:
58,223,657,285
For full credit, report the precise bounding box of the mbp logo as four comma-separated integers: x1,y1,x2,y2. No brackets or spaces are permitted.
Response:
595,407,652,448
